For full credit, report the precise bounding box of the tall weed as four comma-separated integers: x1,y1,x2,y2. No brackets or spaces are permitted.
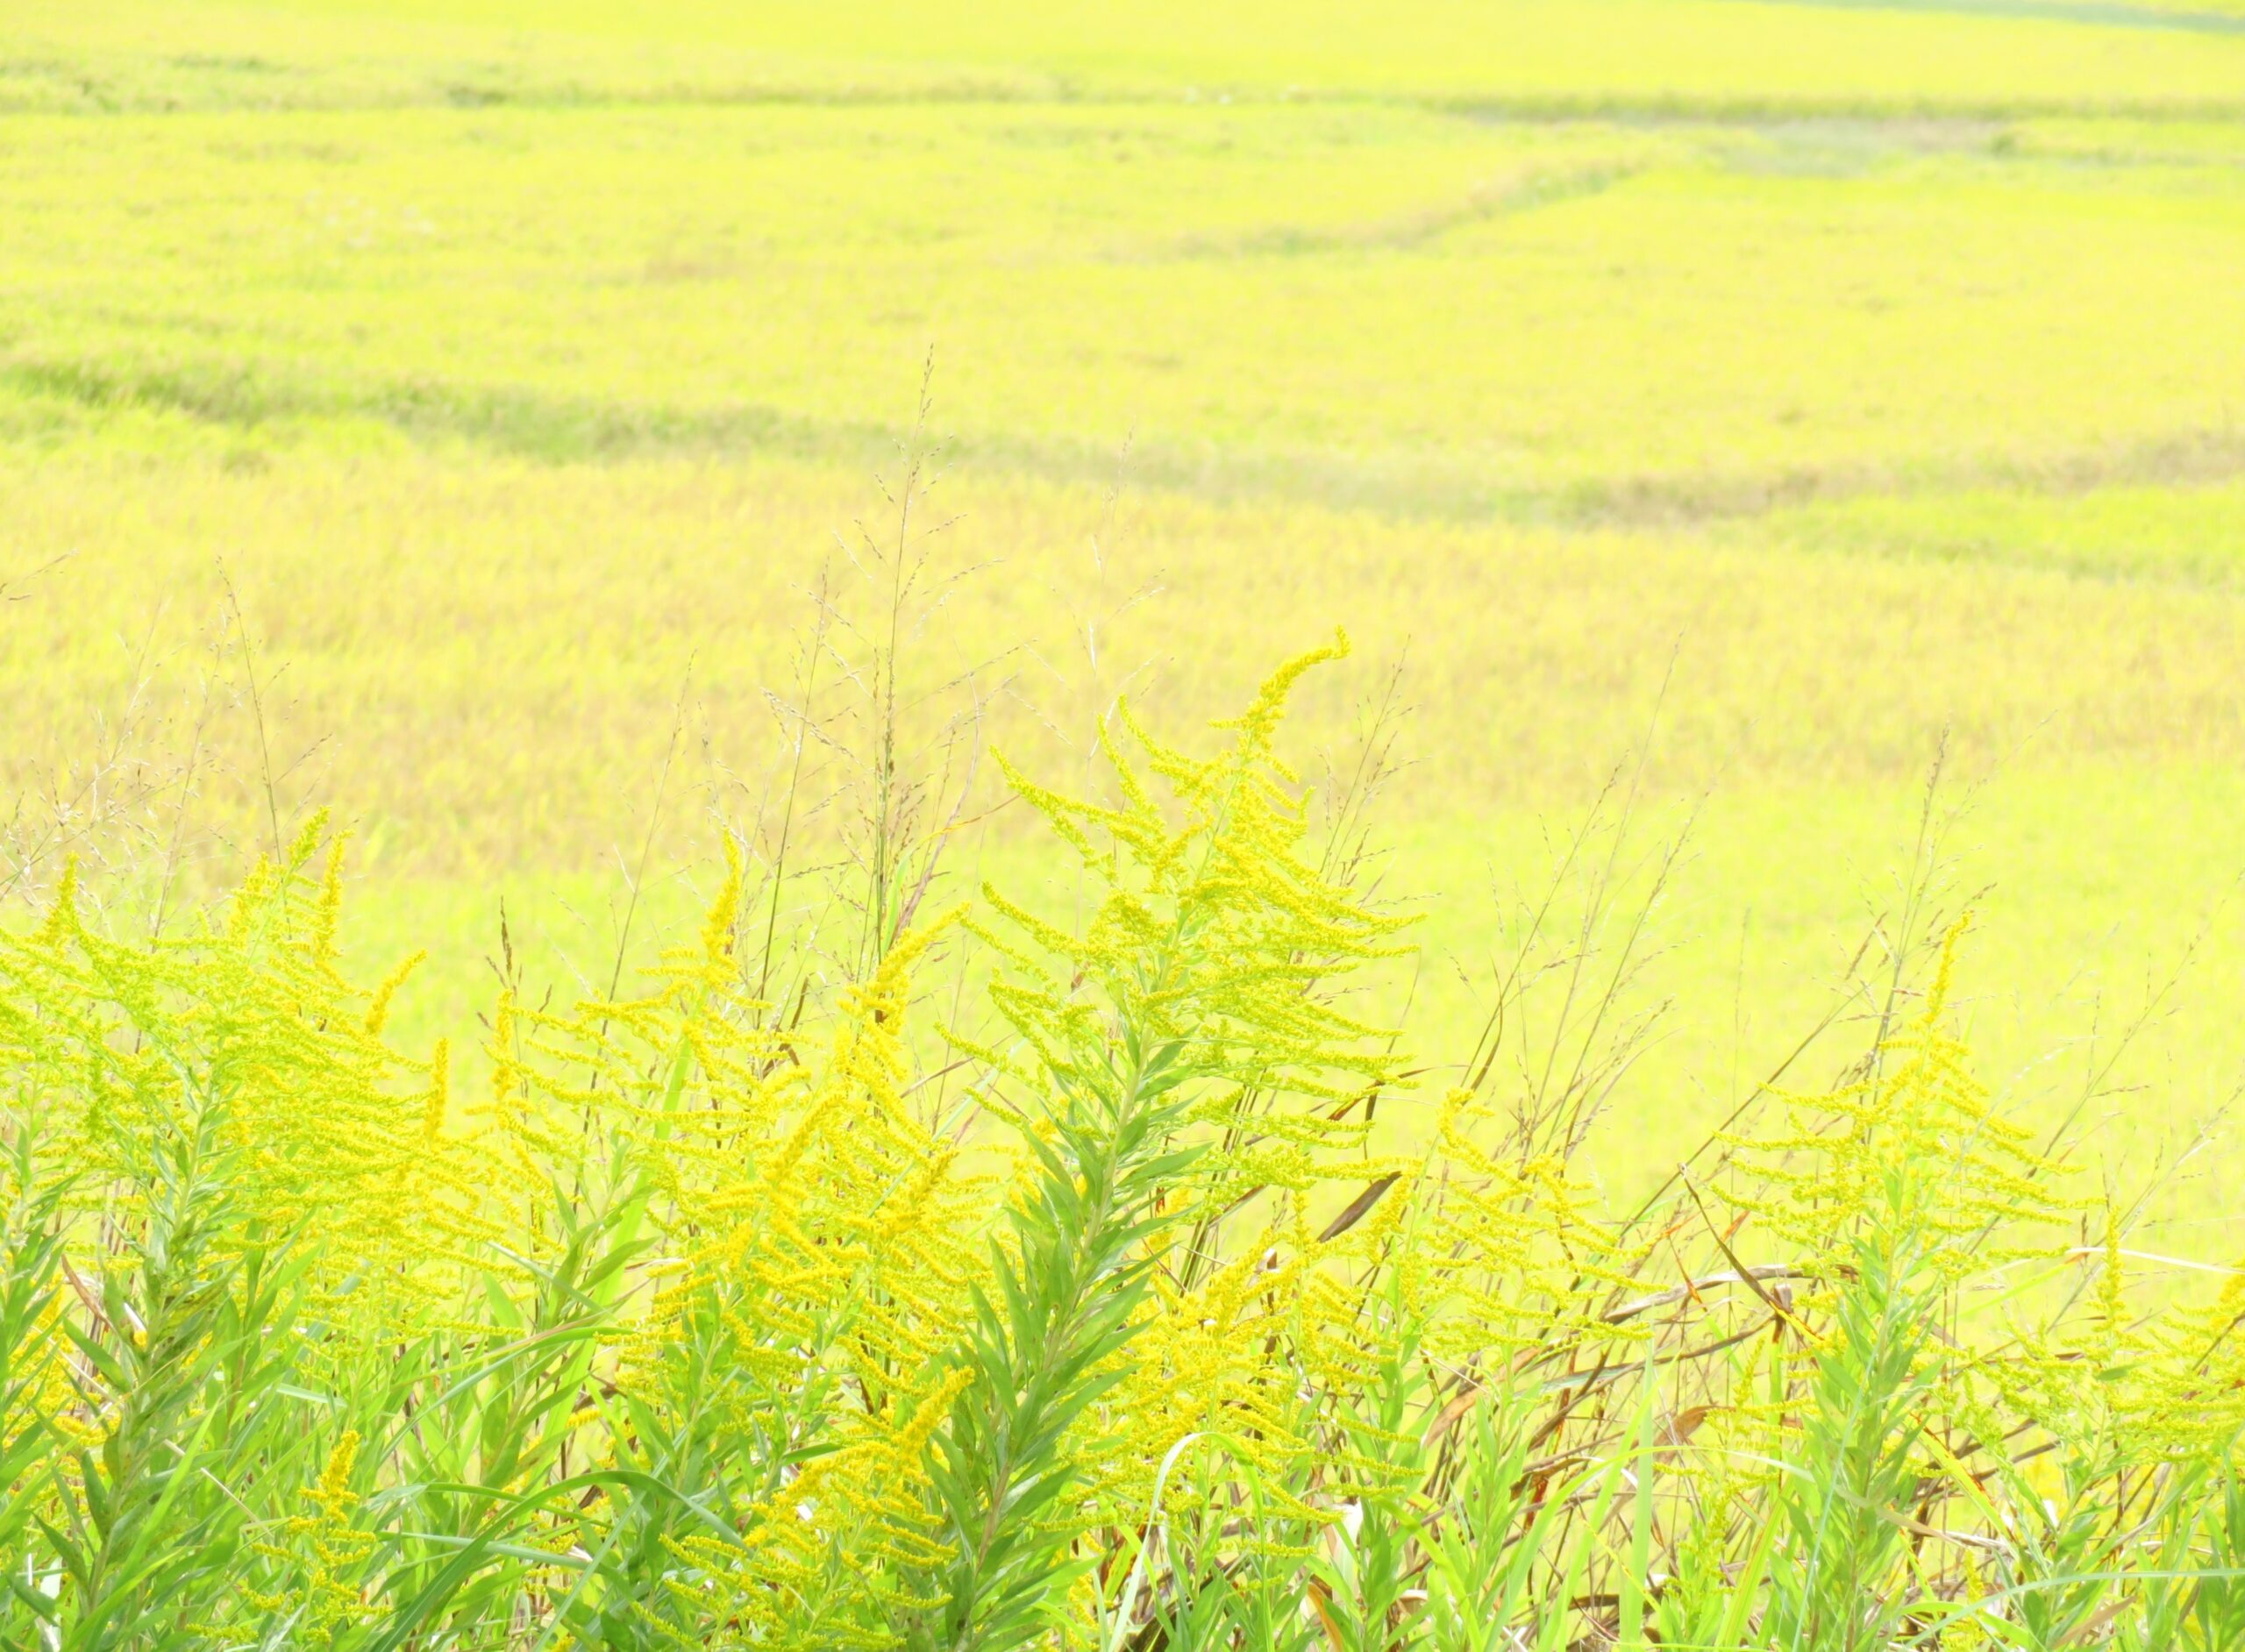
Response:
0,640,2235,1650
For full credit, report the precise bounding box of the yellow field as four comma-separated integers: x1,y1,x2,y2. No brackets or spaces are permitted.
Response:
11,102,2245,501
13,0,2245,111
4,0,2244,1215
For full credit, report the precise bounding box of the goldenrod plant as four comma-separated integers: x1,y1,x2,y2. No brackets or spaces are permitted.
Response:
0,643,2240,1648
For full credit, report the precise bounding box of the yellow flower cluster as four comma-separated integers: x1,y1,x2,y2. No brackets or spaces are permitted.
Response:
1725,918,2077,1290
246,1432,378,1640
477,838,988,1643
0,819,484,1340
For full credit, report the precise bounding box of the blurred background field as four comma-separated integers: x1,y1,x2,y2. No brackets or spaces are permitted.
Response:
4,0,2242,1220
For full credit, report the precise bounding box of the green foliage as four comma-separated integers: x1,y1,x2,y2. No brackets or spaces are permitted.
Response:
0,646,2237,1650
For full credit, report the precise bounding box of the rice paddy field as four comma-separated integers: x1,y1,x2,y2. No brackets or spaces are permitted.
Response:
9,0,2244,1205
9,2,2245,1646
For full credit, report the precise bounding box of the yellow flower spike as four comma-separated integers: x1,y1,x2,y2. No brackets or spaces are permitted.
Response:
702,831,746,969
424,1038,449,1144
311,828,352,968
1921,910,1974,1030
364,948,426,1036
35,857,81,950
286,806,332,872
312,1431,360,1518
